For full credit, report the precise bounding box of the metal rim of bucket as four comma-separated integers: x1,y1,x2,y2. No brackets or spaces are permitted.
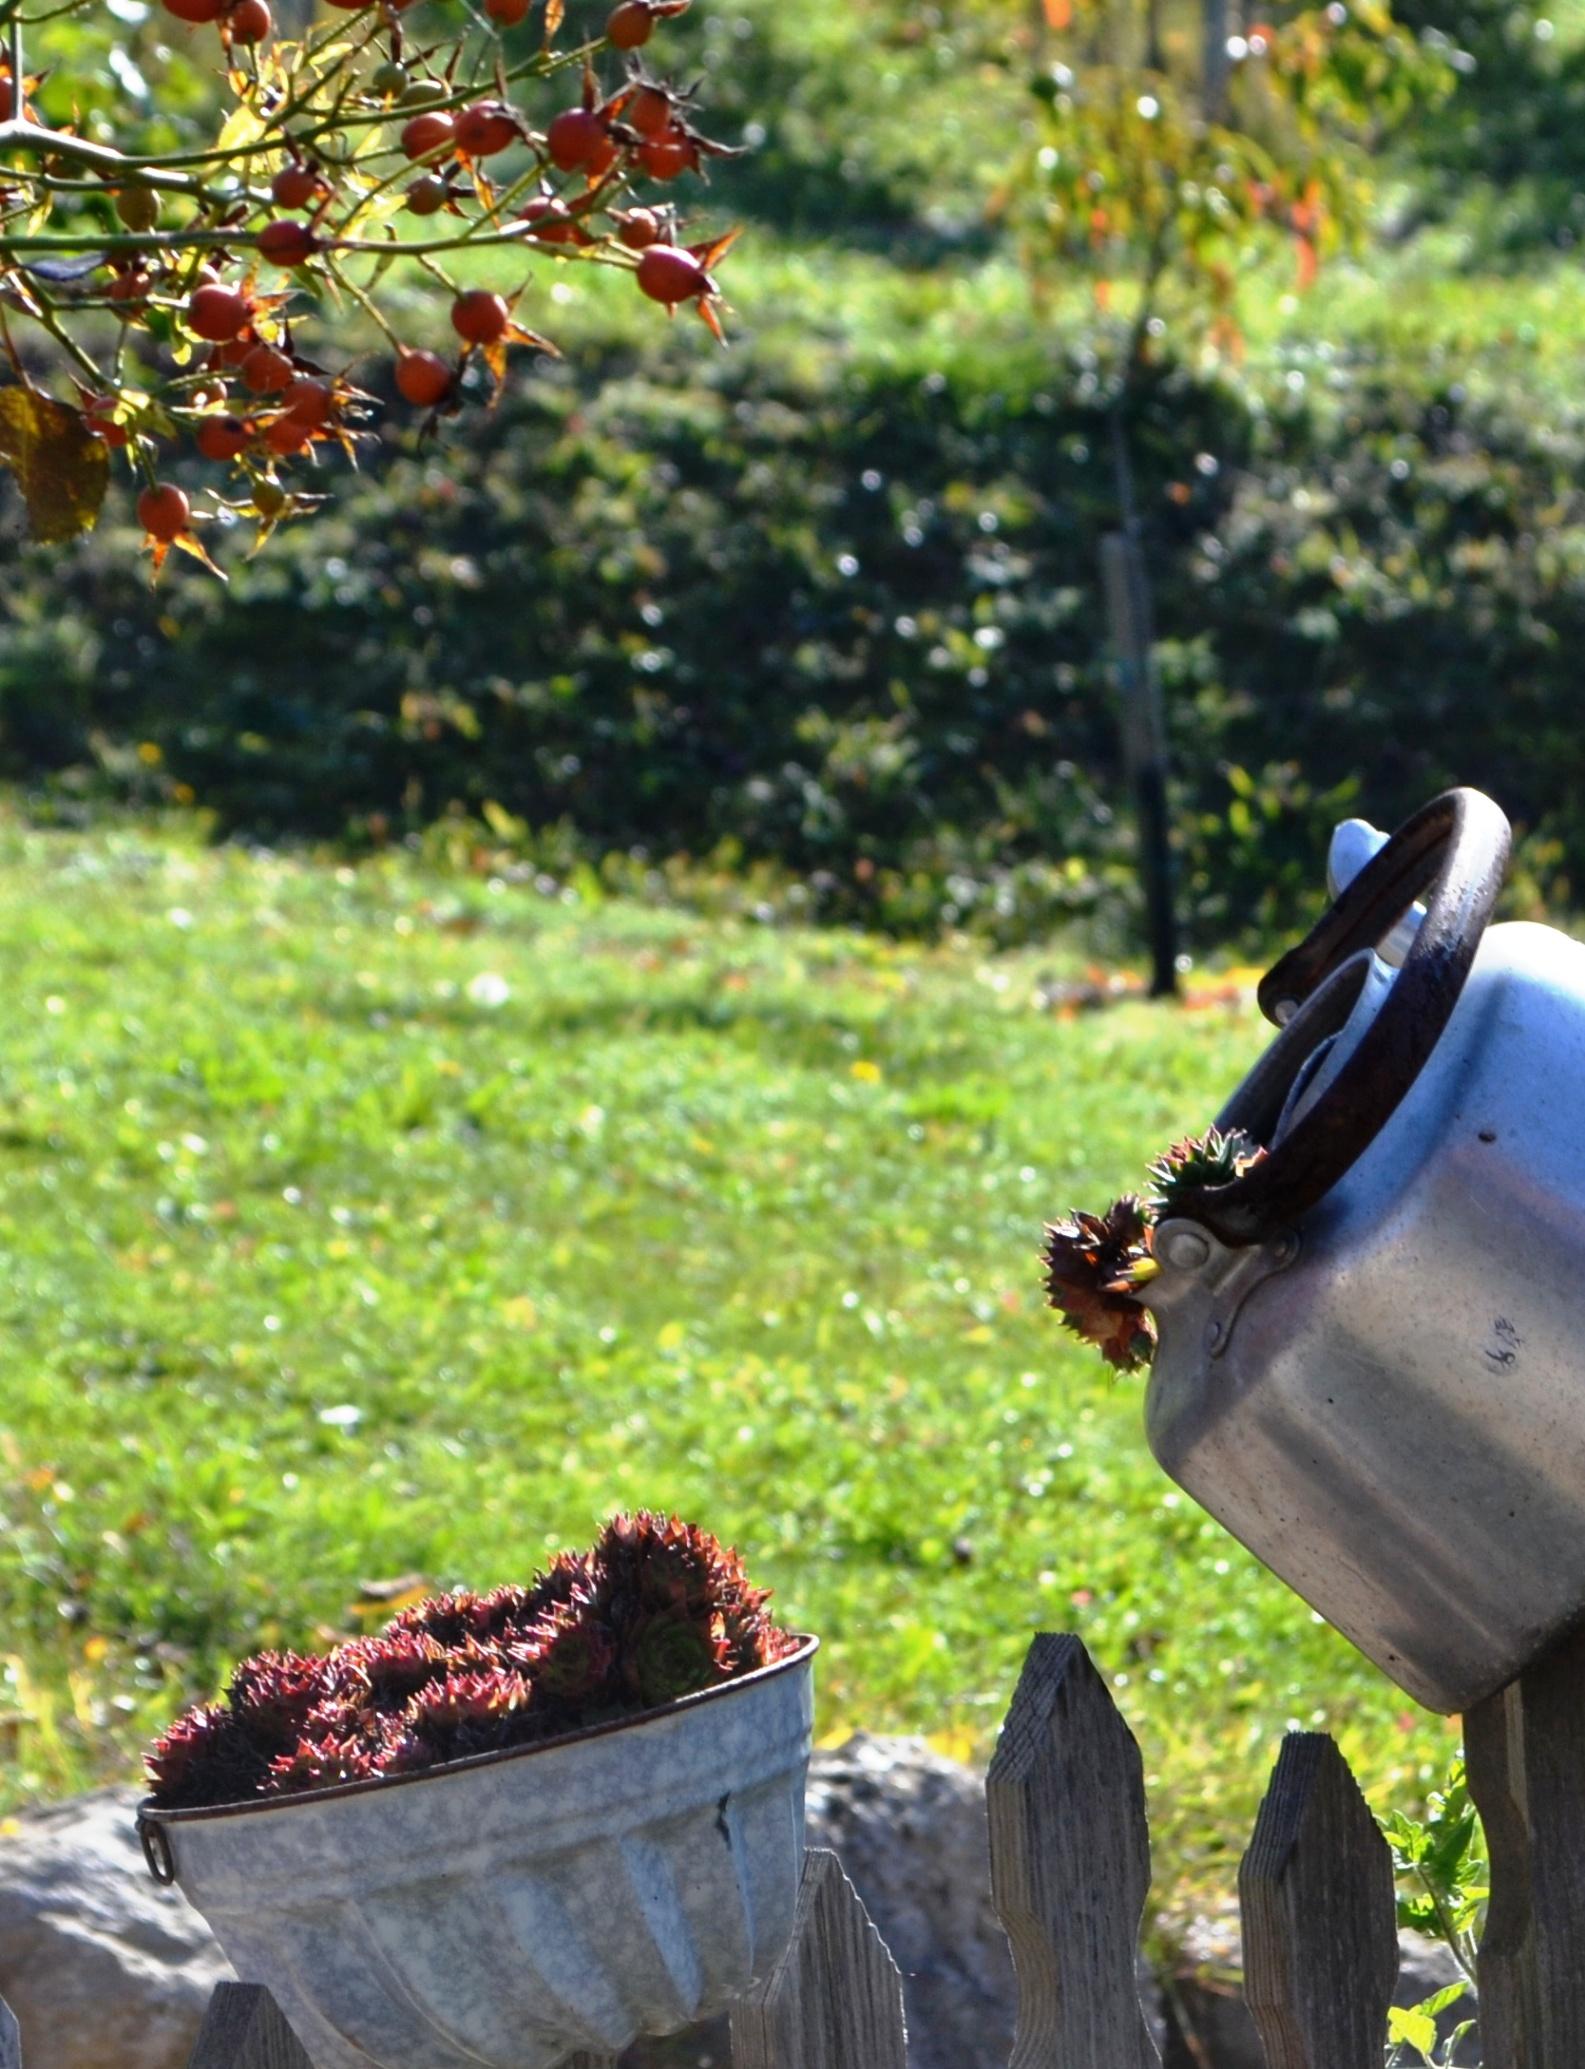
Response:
135,1632,818,1837
1172,785,1512,1247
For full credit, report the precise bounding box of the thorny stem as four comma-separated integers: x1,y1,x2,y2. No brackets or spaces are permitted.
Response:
413,246,456,296
1,226,255,253
0,220,636,260
0,120,220,201
20,281,105,386
319,126,492,240
0,39,583,193
16,0,99,24
36,38,593,175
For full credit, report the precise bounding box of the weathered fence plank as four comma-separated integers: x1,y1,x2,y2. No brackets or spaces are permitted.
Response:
185,1984,315,2069
0,1993,19,2069
985,1632,1161,2069
1238,1731,1397,2069
1466,1620,1585,2069
729,1846,907,2069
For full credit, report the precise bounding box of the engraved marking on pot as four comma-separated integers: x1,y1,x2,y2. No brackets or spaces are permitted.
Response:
716,1791,732,1845
1485,1317,1522,1371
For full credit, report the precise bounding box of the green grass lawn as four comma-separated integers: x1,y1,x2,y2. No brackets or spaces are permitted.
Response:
0,815,1460,1922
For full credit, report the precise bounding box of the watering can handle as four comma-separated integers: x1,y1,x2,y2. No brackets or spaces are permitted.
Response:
1172,786,1512,1247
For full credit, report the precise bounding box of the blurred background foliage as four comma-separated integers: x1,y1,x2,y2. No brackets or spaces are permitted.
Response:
4,0,1585,950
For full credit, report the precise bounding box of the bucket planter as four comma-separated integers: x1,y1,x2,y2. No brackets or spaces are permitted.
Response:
1041,787,1585,1715
136,1516,816,2069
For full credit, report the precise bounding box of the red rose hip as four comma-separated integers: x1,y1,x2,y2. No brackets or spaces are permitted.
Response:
196,412,252,461
607,0,653,46
137,484,190,540
546,107,607,171
401,111,456,161
394,350,452,406
271,163,324,209
451,291,510,344
635,243,708,305
258,219,318,267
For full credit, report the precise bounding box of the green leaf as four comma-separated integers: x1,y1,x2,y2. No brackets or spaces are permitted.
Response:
1386,2005,1437,2056
1416,1981,1470,2019
0,386,110,544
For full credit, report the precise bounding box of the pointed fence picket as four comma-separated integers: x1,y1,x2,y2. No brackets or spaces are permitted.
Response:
1239,1732,1399,2069
986,1632,1161,2068
23,1622,1585,2069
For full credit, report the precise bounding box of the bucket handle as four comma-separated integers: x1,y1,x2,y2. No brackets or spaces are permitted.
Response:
137,1811,176,1885
1170,786,1512,1246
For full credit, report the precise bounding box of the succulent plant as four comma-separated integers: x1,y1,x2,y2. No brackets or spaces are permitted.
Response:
596,1511,720,1617
327,1632,450,1712
383,1589,492,1650
472,1582,543,1639
145,1515,796,1810
513,1602,618,1715
623,1611,733,1707
1040,1127,1271,1373
143,1701,271,1807
1042,1195,1157,1373
406,1668,541,1760
262,1702,436,1796
524,1549,598,1619
226,1651,331,1748
1147,1127,1266,1218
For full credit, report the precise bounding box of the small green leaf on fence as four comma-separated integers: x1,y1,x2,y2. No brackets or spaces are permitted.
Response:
0,387,111,544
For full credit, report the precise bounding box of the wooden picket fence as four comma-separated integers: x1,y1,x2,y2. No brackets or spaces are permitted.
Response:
13,1624,1585,2069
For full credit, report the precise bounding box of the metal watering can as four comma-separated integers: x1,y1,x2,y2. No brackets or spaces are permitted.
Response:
1143,786,1585,1715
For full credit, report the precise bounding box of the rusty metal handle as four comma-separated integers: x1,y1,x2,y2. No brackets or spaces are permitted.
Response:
1174,787,1512,1246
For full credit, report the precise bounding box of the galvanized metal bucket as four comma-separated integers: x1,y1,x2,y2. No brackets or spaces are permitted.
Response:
1143,788,1585,1715
137,1639,816,2069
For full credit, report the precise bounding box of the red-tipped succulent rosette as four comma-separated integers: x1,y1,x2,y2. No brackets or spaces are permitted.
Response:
145,1514,797,1808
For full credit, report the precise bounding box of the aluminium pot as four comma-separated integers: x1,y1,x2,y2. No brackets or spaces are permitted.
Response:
137,1638,816,2069
1144,788,1585,1714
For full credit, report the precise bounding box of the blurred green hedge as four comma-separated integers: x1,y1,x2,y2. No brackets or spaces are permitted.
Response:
4,329,1580,949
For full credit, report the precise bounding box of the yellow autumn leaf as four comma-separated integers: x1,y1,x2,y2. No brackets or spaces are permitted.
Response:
213,100,269,157
335,184,414,236
0,387,110,544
